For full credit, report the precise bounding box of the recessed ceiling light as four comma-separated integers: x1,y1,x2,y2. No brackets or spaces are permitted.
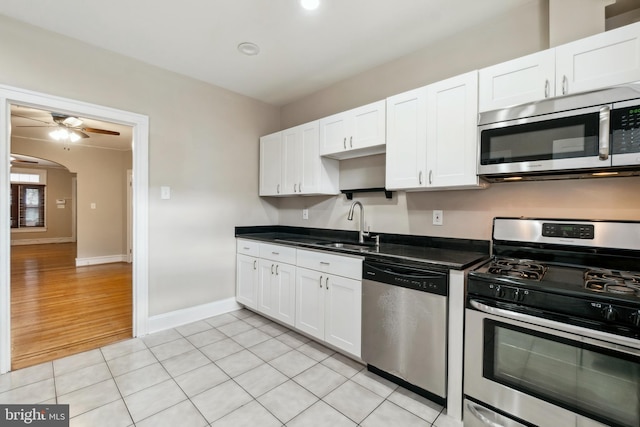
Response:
237,42,260,56
300,0,320,11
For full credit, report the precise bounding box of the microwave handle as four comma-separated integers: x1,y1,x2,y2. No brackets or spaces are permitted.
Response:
599,106,610,161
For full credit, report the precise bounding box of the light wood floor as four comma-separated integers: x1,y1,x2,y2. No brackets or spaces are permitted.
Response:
10,243,132,370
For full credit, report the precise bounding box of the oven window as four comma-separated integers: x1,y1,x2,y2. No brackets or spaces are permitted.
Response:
483,320,640,427
480,113,600,165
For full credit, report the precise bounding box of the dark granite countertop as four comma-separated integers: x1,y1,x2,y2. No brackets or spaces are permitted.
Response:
235,226,490,270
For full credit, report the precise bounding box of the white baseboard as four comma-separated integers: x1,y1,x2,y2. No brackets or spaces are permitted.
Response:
75,255,128,266
11,237,75,246
147,297,242,334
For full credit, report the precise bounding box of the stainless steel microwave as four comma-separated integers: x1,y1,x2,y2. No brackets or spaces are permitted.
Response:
478,84,640,182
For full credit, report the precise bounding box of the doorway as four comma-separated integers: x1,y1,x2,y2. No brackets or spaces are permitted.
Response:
0,84,150,374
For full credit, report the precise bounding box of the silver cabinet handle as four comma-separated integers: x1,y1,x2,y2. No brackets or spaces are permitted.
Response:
325,277,329,289
293,183,297,192
298,182,302,192
428,170,433,185
243,247,250,250
319,275,323,288
253,260,257,270
418,170,423,185
271,264,274,274
319,261,330,266
272,251,279,255
599,106,610,161
349,136,353,148
544,79,550,98
562,75,568,95
343,137,346,149
277,184,280,194
275,264,279,275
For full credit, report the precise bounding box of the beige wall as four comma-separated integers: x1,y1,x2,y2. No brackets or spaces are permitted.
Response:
1,15,281,316
10,166,74,241
276,0,640,240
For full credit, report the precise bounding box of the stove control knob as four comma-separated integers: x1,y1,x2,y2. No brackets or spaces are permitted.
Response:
602,305,618,322
494,286,505,298
513,289,526,302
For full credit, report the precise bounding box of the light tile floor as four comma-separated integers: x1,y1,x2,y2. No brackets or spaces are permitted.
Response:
0,309,460,427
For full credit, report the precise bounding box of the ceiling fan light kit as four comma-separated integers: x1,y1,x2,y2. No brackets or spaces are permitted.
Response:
49,128,81,143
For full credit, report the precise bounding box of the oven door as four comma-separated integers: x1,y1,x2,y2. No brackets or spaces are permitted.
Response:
478,104,612,176
465,300,640,427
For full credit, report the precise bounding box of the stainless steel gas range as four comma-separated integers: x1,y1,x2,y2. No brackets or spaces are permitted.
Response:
464,218,640,427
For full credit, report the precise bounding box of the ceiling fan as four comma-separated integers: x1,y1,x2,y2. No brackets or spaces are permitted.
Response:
13,111,121,139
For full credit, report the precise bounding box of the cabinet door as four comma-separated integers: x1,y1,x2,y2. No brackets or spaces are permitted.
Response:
426,71,481,188
298,121,321,195
259,132,282,196
272,262,296,327
325,275,362,357
478,50,555,112
319,112,348,156
281,127,299,195
236,254,258,309
385,87,428,190
257,259,276,317
351,100,386,152
556,22,640,96
295,268,325,341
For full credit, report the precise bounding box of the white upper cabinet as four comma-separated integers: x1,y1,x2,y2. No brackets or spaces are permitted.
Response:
385,87,428,190
480,22,640,112
260,121,339,197
386,71,484,191
319,100,386,159
259,132,282,196
479,50,555,112
556,21,640,97
427,71,483,189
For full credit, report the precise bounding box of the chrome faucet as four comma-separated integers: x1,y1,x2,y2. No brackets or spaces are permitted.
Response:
347,201,369,243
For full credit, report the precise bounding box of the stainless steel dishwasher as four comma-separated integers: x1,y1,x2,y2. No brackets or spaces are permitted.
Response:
362,258,448,405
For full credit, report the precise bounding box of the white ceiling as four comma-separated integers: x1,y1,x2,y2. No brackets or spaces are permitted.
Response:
0,0,537,106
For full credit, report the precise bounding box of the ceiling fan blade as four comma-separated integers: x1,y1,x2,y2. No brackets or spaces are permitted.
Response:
12,159,39,164
11,113,53,125
74,130,90,139
81,127,121,136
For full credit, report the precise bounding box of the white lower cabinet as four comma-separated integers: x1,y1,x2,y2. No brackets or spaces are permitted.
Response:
236,239,260,309
295,250,362,358
258,259,296,327
237,240,363,358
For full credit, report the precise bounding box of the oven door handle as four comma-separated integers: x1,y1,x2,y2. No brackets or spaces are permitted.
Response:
469,299,640,354
466,401,520,427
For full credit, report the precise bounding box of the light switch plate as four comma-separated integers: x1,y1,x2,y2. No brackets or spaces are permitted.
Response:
160,186,171,200
302,209,309,220
433,210,443,225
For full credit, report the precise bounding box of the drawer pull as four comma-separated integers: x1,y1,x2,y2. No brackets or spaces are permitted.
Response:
320,261,330,266
243,247,250,250
272,252,280,255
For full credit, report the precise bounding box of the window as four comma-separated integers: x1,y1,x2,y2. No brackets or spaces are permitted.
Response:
9,168,47,230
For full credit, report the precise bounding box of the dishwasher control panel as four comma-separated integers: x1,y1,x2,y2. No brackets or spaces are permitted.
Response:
363,261,448,296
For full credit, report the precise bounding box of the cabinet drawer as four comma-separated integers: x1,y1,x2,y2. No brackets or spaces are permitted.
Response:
259,243,297,264
297,249,362,280
237,239,260,256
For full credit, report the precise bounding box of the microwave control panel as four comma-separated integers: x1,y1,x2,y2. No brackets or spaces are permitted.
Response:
612,105,640,154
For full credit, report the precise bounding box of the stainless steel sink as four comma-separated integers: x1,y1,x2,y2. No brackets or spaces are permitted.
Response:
321,242,374,252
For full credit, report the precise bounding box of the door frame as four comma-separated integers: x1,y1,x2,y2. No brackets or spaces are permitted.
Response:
0,84,150,373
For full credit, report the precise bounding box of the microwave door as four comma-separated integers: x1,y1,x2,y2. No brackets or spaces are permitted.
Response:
479,106,612,176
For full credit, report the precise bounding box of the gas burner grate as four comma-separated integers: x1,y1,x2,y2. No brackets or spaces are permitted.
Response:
487,258,547,281
584,269,640,297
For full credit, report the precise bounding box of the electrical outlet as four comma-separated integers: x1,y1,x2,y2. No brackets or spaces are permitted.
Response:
433,210,443,225
302,209,309,220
